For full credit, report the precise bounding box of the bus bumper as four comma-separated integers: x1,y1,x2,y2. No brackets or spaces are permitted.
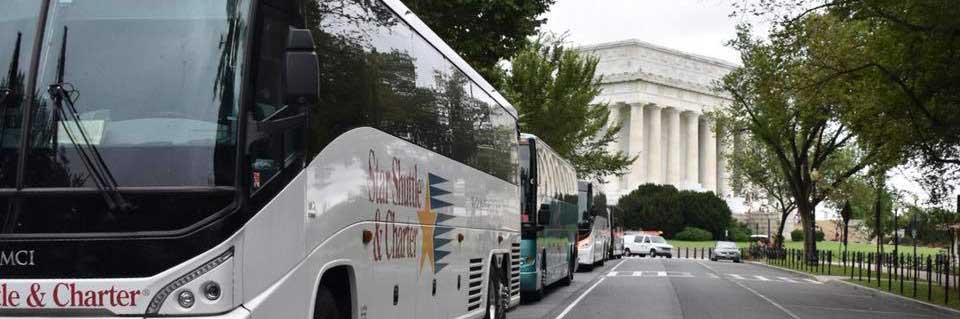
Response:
0,306,251,319
156,306,251,318
577,247,594,265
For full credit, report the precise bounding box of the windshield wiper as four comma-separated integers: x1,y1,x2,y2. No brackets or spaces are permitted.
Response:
48,26,133,212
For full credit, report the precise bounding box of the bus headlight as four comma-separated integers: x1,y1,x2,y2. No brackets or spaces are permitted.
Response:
202,281,222,301
177,290,195,308
578,238,592,249
146,247,235,315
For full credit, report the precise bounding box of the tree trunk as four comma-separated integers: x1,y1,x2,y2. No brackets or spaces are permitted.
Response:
799,203,818,264
774,209,790,249
842,221,848,248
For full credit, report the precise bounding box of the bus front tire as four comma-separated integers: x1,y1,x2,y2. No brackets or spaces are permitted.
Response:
312,286,339,319
485,260,506,319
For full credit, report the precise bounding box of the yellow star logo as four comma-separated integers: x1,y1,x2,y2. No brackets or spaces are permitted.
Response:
417,185,437,275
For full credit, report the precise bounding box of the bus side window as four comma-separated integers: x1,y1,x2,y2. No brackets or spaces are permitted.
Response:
248,5,303,191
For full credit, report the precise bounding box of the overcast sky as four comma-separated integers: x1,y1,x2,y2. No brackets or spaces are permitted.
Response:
543,0,754,64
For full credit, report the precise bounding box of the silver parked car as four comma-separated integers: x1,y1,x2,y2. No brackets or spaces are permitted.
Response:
711,241,741,263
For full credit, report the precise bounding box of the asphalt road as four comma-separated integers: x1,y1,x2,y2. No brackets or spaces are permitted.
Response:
509,257,959,319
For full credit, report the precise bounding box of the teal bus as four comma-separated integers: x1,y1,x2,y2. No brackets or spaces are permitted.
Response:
518,134,579,301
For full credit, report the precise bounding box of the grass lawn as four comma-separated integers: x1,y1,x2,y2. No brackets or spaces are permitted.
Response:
668,240,945,256
847,278,960,311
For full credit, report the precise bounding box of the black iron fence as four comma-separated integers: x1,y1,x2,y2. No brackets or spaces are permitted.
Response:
751,247,958,304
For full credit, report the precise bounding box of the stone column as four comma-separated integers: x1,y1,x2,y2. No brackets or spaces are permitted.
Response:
684,112,699,187
702,119,718,193
666,108,681,185
646,105,662,184
628,103,645,190
606,104,624,192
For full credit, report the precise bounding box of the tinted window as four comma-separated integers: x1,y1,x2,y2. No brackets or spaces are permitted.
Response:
303,0,517,183
0,1,41,188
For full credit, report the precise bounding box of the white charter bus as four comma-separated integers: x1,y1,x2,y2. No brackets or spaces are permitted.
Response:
575,182,609,269
0,0,520,318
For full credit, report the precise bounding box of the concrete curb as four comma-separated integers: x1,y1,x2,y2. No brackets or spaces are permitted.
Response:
833,279,960,315
749,260,960,315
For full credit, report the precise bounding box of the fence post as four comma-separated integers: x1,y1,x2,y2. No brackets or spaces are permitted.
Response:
888,253,893,291
934,254,939,284
946,253,950,305
927,255,933,301
868,253,872,284
899,253,904,293
828,251,832,276
851,252,863,281
818,250,823,274
850,251,855,280
913,254,918,298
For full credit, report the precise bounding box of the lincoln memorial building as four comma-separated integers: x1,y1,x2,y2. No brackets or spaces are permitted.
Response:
577,40,738,204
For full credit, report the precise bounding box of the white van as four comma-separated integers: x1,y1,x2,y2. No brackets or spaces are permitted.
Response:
623,234,674,258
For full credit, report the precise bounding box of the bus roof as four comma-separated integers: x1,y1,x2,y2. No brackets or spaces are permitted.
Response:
381,0,518,120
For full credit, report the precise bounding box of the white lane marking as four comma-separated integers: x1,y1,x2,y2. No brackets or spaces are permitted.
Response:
697,261,801,319
607,271,618,277
632,271,643,277
732,279,802,319
803,278,822,284
657,271,668,277
778,277,799,283
609,259,626,271
554,277,605,319
729,274,745,280
755,275,770,281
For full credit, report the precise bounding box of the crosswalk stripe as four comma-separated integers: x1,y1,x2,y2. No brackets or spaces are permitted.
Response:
803,279,822,284
707,273,719,279
778,277,799,283
632,271,643,277
755,275,770,281
729,274,745,280
607,271,619,277
657,271,668,277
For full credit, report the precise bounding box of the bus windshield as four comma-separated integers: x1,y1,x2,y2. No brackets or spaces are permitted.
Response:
0,0,250,235
25,0,245,187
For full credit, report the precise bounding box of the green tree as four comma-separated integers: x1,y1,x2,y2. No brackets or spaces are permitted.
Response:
733,0,960,204
403,0,555,84
617,184,684,237
714,23,893,263
616,184,733,239
720,131,795,247
501,36,634,180
675,190,733,240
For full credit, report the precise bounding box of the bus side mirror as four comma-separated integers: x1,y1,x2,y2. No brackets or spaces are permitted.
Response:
284,27,319,106
537,206,550,227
